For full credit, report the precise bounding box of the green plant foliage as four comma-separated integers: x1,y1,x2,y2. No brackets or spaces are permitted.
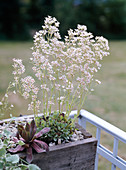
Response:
0,147,6,157
0,0,126,40
0,0,29,40
37,112,74,144
0,129,40,170
54,0,126,39
6,155,19,164
28,164,41,170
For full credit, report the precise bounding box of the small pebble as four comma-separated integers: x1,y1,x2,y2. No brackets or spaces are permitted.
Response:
79,134,84,140
71,137,78,142
58,139,61,145
72,133,77,138
65,140,70,143
75,130,82,135
49,142,55,147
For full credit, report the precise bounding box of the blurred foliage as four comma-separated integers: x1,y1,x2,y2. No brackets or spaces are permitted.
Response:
27,0,55,29
0,0,29,40
0,0,126,40
54,0,126,39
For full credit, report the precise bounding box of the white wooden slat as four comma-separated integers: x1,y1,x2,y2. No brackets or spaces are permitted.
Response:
70,110,126,143
95,128,101,170
111,138,119,170
97,145,126,170
80,109,126,143
70,109,126,170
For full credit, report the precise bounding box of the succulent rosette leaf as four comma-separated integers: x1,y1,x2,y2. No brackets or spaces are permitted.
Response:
8,119,50,163
8,145,25,153
34,127,50,138
18,119,37,143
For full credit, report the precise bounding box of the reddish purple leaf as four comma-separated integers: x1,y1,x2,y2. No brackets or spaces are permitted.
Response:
31,119,37,133
24,143,30,148
20,137,25,142
25,122,30,132
12,137,19,143
18,124,25,136
18,124,28,141
16,131,20,139
30,119,37,140
8,145,25,153
22,129,28,142
26,147,33,163
35,127,50,138
31,142,45,153
34,139,49,151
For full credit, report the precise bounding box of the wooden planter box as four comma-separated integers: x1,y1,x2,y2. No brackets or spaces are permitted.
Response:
33,124,97,170
0,117,97,170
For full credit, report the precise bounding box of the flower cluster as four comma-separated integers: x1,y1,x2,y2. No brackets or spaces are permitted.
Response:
21,76,41,113
12,58,25,84
21,76,39,99
1,16,109,118
30,16,109,116
12,58,25,75
11,59,41,115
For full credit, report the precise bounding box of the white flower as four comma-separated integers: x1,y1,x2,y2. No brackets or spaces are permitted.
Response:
11,104,14,108
51,61,60,67
95,79,101,84
14,77,19,83
32,87,39,95
32,95,37,101
5,94,8,98
28,102,34,111
22,92,29,99
59,75,67,82
77,24,87,31
49,75,56,81
57,96,65,102
0,102,3,105
55,84,61,90
41,84,47,89
12,58,25,75
13,91,16,94
48,101,54,105
12,83,15,87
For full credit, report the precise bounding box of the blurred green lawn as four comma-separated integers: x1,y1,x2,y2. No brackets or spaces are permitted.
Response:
0,41,126,169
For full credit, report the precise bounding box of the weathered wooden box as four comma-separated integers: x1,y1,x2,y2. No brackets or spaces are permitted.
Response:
0,117,97,170
33,124,97,170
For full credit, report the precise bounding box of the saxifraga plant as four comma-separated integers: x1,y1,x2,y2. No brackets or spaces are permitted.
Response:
1,16,109,123
37,112,74,144
8,119,50,163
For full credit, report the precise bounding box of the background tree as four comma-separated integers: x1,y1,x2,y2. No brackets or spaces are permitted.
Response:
0,0,29,40
0,0,126,40
27,0,55,35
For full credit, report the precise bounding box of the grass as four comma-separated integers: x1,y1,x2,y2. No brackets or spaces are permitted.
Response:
85,41,126,131
0,41,126,169
0,41,34,118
